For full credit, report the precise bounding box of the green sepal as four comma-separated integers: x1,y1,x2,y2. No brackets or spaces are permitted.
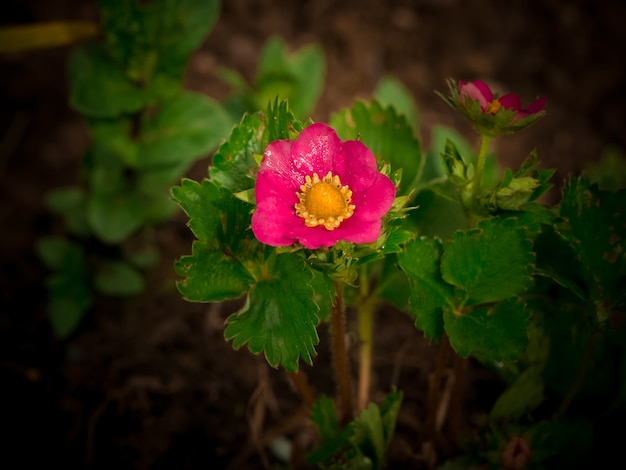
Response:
224,253,320,372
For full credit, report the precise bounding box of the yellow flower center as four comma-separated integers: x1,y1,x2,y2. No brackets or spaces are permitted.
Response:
295,171,355,230
486,99,502,114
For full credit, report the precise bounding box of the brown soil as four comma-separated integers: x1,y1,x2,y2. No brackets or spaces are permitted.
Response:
1,0,625,469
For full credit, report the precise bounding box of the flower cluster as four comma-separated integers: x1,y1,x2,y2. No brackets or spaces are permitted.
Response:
251,123,395,249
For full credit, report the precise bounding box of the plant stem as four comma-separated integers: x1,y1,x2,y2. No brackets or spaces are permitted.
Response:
330,282,354,425
357,267,375,412
466,134,492,227
472,134,492,203
288,371,317,408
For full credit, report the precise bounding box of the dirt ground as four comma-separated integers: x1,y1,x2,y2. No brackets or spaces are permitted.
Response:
1,0,625,469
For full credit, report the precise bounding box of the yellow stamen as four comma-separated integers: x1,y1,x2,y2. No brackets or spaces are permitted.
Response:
295,171,355,230
486,99,502,114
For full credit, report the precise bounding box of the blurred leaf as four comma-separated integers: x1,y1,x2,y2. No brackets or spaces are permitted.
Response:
0,21,99,54
441,217,535,305
96,0,220,83
224,253,320,371
582,145,626,191
94,260,145,296
40,239,92,337
373,76,419,131
68,44,164,118
330,100,422,197
444,297,530,361
397,236,452,340
44,186,91,236
87,189,144,244
174,241,254,302
254,36,325,119
490,366,544,420
137,91,233,168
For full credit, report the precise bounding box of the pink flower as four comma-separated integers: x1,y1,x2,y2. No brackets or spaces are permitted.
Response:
459,80,546,120
251,123,396,249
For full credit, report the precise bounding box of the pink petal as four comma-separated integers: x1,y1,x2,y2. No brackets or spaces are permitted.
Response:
291,123,343,177
259,139,299,188
340,141,378,191
251,171,300,246
460,80,492,109
289,217,382,249
498,93,522,111
525,96,546,114
351,173,396,221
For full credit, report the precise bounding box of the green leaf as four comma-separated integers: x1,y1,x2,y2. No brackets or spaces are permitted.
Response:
307,390,403,470
42,240,92,337
209,112,264,192
44,186,90,236
350,390,402,470
136,91,233,168
97,0,220,83
94,260,145,296
68,44,161,118
441,217,535,305
310,269,335,322
397,237,453,340
490,367,544,420
171,178,253,250
254,36,325,119
174,241,254,302
36,236,75,270
330,100,422,197
224,253,320,371
87,189,145,244
262,98,305,144
405,182,467,240
444,297,530,361
558,177,626,308
373,76,419,130
310,395,340,442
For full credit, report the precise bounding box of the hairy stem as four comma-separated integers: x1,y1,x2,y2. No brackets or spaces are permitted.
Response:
330,282,354,425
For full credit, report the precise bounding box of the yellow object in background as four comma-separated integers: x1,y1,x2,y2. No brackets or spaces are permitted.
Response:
0,21,99,54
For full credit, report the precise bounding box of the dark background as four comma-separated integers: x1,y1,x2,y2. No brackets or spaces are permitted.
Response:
2,0,625,468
